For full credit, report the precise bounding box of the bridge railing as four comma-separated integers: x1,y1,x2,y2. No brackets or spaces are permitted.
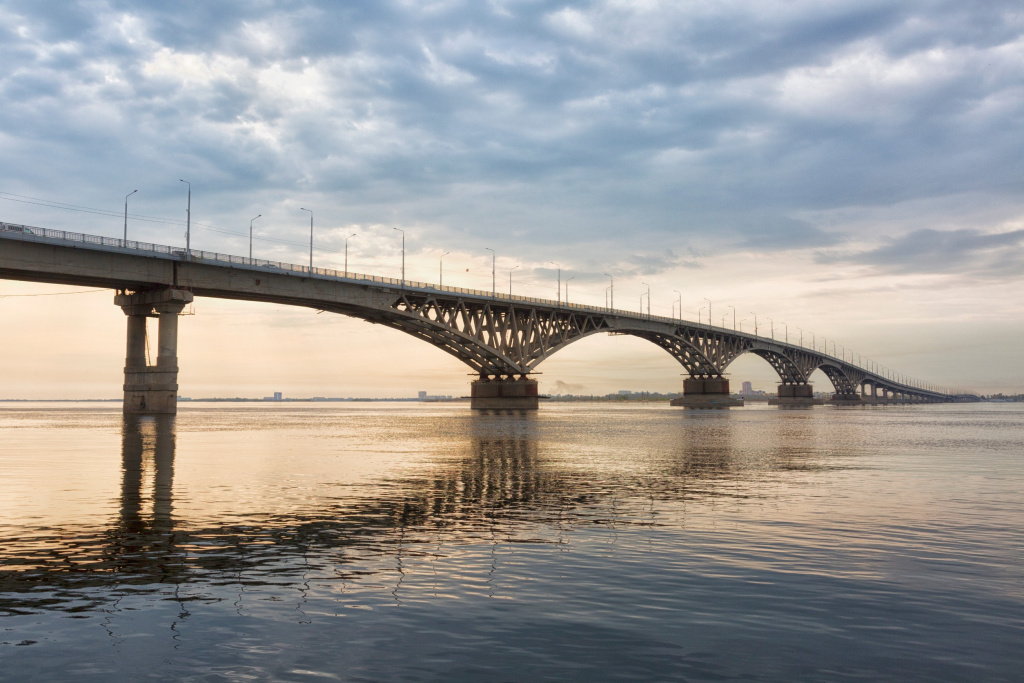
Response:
0,221,967,397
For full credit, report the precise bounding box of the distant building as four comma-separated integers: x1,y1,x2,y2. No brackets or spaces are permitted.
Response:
263,391,283,401
742,381,753,394
418,391,427,400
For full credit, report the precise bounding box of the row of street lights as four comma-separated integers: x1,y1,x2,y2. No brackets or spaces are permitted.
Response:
122,190,930,390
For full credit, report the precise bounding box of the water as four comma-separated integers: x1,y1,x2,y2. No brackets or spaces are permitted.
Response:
1,402,1022,681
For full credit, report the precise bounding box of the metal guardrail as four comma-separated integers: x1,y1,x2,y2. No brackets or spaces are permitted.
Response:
0,221,964,397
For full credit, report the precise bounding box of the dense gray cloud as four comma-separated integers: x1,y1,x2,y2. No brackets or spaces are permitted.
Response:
1,0,1023,269
818,228,1024,277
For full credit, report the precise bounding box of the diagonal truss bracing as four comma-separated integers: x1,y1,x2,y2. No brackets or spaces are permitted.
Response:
317,291,948,401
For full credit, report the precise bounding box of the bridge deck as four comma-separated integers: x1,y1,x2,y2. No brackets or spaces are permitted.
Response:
0,221,962,399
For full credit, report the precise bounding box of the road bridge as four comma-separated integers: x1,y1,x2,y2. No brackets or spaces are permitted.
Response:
0,222,969,413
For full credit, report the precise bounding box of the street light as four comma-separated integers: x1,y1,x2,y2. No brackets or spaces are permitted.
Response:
728,304,736,331
565,276,575,304
509,265,519,296
393,227,405,287
674,290,682,322
179,179,190,259
797,326,803,347
766,317,774,340
249,214,261,260
551,261,560,305
782,322,788,344
123,189,137,242
642,281,651,318
704,298,711,328
750,312,758,337
345,233,356,276
604,273,614,310
439,251,450,288
300,207,313,270
485,247,495,297
699,306,705,325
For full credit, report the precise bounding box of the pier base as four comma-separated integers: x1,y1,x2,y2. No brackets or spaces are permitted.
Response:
768,384,820,407
470,377,539,410
116,289,193,415
830,393,863,405
670,378,743,408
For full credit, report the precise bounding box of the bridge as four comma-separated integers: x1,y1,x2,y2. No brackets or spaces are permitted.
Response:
0,221,972,413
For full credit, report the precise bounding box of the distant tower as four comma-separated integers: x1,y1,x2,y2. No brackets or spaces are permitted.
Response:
418,391,427,400
274,391,282,401
741,381,752,394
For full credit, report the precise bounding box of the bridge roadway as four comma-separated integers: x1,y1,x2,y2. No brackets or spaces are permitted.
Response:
0,222,964,412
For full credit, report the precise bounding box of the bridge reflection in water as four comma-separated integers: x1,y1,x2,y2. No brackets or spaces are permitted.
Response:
0,410,771,619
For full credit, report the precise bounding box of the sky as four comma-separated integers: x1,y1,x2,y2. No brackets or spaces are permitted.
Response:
1,0,1022,398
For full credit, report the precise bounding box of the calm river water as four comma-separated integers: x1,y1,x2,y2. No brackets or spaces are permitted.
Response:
1,401,1022,681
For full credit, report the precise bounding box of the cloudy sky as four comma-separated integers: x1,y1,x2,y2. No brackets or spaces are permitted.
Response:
1,0,1022,398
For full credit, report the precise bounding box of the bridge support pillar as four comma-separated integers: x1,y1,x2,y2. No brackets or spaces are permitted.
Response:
470,376,539,410
769,383,817,407
830,392,862,405
670,377,742,408
116,289,194,415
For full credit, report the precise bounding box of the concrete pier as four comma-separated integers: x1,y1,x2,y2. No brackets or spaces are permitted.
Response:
670,378,742,408
116,289,193,415
470,376,539,410
768,383,820,406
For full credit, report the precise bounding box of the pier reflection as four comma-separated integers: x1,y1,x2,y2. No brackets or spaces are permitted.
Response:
0,409,788,616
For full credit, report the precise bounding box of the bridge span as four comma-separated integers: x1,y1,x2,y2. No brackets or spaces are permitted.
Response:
0,222,968,413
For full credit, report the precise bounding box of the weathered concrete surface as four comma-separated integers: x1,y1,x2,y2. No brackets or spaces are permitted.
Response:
116,289,194,415
470,378,539,410
768,383,821,406
670,378,743,408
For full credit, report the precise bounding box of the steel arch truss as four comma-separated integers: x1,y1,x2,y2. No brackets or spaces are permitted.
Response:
630,331,723,377
380,293,613,377
315,289,948,402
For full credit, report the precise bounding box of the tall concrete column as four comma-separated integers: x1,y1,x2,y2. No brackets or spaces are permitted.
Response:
125,315,147,367
116,289,194,415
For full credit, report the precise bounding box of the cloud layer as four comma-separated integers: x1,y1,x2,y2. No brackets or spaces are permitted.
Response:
1,1,1023,394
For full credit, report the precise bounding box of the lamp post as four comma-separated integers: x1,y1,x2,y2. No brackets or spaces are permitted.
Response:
439,251,449,288
797,327,803,347
728,304,736,330
604,273,614,310
750,312,758,337
674,290,682,321
179,179,190,259
123,189,137,242
782,322,788,344
551,261,560,305
565,276,575,304
345,233,356,276
767,317,774,340
704,298,711,328
509,265,519,296
300,207,313,270
642,282,651,318
393,227,405,287
699,307,705,325
249,214,261,260
485,247,495,297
